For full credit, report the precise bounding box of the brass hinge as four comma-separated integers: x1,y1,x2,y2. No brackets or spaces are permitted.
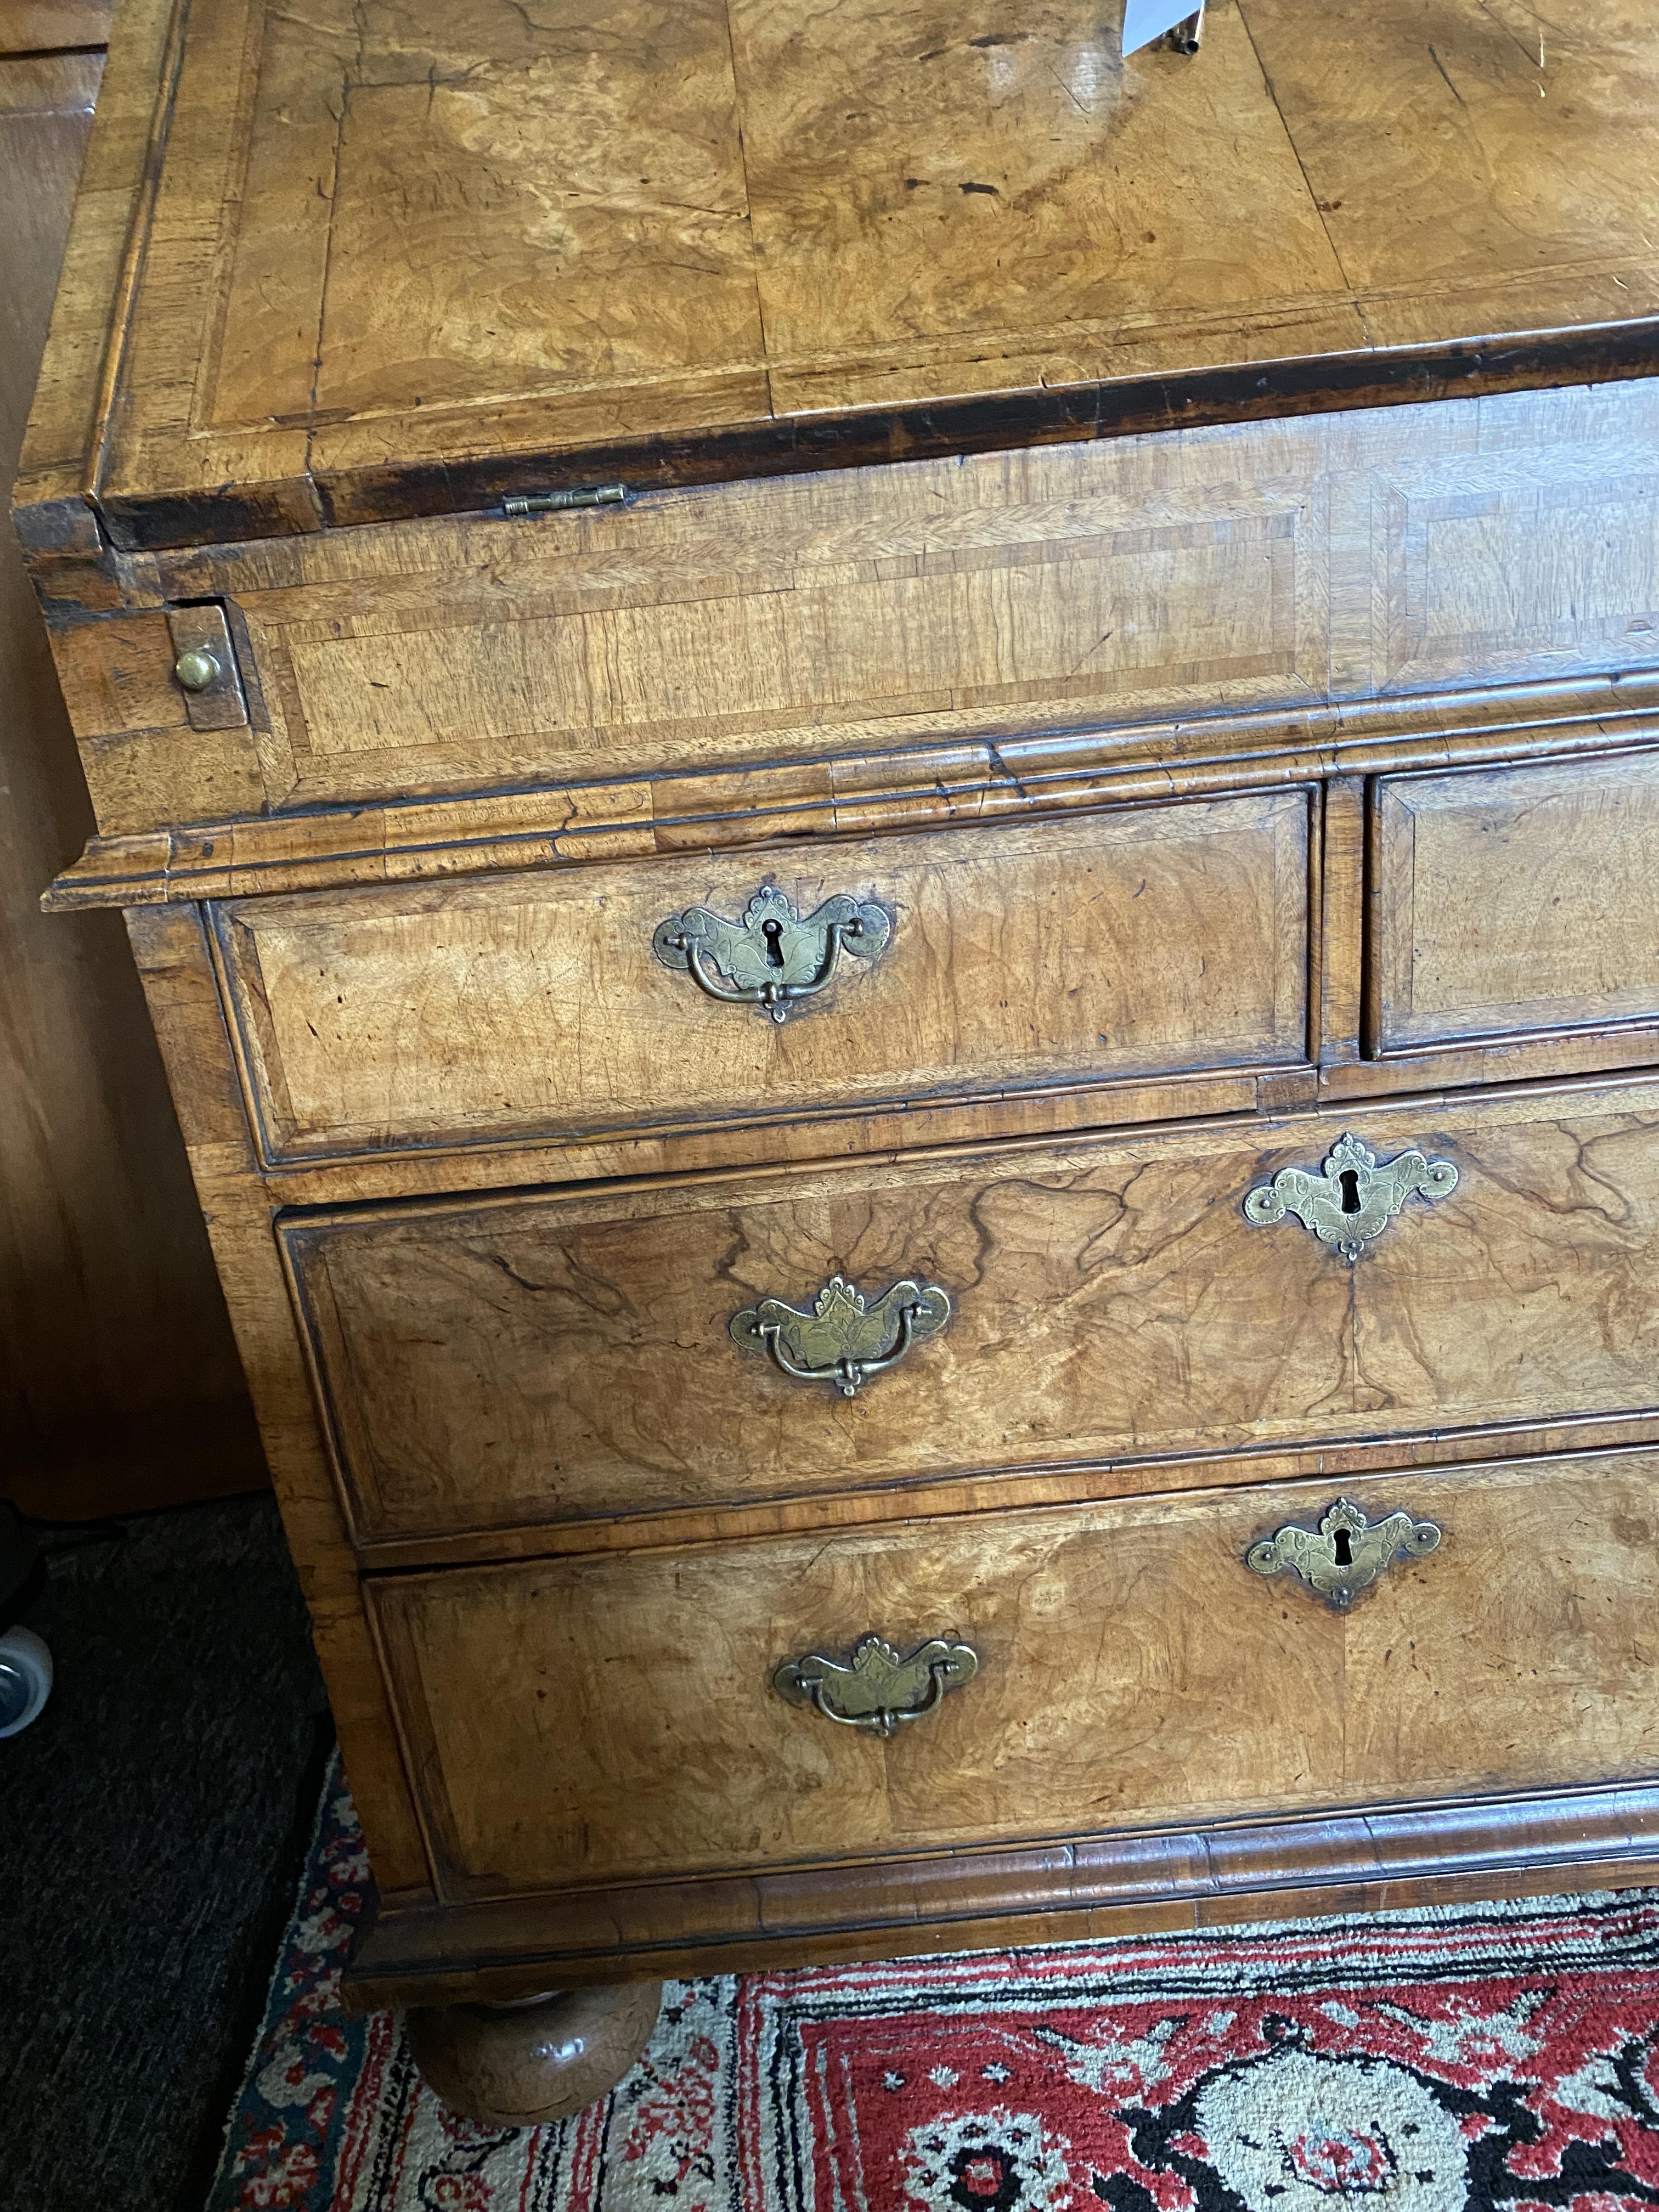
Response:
502,484,630,517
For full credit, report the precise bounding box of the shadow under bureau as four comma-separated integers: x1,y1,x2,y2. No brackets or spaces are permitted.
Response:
18,0,1659,2122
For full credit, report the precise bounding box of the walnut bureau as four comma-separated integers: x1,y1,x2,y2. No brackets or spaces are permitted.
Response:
19,0,1659,2122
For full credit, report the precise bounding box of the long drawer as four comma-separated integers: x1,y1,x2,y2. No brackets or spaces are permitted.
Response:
215,792,1310,1163
286,1077,1659,1542
367,1454,1659,1900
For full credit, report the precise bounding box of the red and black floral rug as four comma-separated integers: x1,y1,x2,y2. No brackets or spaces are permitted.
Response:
207,1759,1659,2211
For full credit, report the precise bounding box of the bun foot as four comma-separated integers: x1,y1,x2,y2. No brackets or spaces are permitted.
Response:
406,1980,664,2125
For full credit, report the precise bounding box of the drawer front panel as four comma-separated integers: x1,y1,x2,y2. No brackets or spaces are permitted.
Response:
368,1455,1659,1897
1373,752,1659,1052
216,794,1310,1163
285,1081,1659,1541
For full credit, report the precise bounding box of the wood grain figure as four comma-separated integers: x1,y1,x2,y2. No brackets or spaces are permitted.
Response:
281,1081,1659,1541
368,1455,1659,1899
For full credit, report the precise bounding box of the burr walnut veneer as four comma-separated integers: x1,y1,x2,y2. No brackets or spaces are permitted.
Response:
20,0,1659,2121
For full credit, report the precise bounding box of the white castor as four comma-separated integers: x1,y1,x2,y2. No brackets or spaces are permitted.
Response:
0,1626,52,1737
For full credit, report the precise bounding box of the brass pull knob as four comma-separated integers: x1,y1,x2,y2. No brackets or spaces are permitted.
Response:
731,1273,950,1396
653,886,891,1023
1244,1131,1458,1262
1246,1496,1442,1609
774,1634,979,1736
173,647,222,692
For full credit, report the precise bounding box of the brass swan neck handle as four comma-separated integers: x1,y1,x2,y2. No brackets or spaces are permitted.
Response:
653,886,893,1023
730,1274,951,1396
773,1635,980,1736
679,918,857,1017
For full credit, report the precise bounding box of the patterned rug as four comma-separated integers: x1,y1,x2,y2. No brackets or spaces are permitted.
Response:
207,1758,1659,2210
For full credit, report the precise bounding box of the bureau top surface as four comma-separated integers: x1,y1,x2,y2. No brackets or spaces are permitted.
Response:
22,0,1659,550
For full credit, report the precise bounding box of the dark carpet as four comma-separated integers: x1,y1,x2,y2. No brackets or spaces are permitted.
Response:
0,1493,331,2212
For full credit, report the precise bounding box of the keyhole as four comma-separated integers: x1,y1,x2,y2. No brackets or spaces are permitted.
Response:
761,917,786,968
1333,1528,1353,1566
1338,1169,1362,1215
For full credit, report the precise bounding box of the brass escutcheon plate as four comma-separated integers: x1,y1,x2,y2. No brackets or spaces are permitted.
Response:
1244,1132,1458,1262
1246,1496,1442,1609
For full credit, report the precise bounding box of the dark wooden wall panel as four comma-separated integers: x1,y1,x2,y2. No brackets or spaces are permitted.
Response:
0,20,263,1516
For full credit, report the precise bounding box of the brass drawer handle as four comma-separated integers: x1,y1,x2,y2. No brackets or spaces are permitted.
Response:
1247,1496,1442,1609
1244,1131,1458,1262
774,1634,979,1737
653,886,891,1023
731,1273,950,1396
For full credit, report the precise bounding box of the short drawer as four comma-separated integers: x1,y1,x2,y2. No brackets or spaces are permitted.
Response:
285,1077,1659,1542
1371,750,1659,1053
367,1454,1659,1898
215,792,1310,1163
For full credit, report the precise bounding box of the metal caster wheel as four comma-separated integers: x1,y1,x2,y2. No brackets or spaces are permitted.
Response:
0,1626,53,1736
